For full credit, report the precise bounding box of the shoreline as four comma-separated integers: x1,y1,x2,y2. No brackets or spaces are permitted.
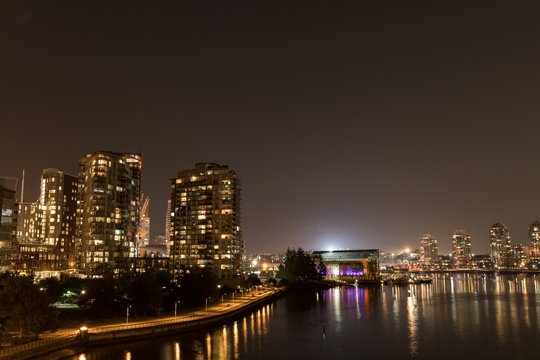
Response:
407,269,540,274
0,288,285,360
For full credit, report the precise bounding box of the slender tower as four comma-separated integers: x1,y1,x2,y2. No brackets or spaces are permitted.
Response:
452,230,472,267
489,223,511,269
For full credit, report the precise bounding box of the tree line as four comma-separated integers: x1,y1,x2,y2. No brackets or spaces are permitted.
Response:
0,267,231,342
0,247,324,342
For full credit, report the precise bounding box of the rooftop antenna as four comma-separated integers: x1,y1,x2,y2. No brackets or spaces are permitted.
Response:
20,169,25,203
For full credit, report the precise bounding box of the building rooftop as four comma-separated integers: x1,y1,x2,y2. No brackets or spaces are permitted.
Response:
312,249,379,261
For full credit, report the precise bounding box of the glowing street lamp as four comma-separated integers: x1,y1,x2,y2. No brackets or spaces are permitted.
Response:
79,326,88,341
174,300,180,317
126,305,131,324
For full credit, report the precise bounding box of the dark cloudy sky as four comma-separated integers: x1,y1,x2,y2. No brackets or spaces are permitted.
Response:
2,0,540,254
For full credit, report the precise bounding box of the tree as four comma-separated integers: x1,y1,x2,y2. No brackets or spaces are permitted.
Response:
245,273,262,288
315,260,327,277
154,271,180,313
178,267,217,307
39,277,63,303
0,274,58,339
127,271,163,316
277,247,322,283
79,276,122,318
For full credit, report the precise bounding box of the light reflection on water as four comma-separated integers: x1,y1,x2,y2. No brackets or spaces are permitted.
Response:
174,341,180,360
75,274,540,360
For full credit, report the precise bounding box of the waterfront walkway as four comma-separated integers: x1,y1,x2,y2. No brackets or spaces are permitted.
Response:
0,287,281,360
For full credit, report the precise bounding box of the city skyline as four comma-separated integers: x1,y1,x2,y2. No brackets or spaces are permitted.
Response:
3,1,540,254
8,156,540,257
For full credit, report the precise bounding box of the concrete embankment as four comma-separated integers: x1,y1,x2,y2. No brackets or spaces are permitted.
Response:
0,288,284,360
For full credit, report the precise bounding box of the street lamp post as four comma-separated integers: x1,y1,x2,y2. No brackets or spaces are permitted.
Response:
175,300,180,317
205,297,209,314
221,295,224,306
126,305,131,324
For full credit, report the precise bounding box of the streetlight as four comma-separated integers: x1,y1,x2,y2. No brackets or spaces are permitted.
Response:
221,294,224,306
126,305,131,324
205,297,209,314
174,300,180,317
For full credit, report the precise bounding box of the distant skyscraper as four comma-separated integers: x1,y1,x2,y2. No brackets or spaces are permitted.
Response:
77,151,142,274
528,221,540,269
419,233,438,264
512,244,527,269
138,194,150,249
165,199,171,256
170,163,243,285
489,222,512,269
16,202,37,243
16,170,37,244
452,230,472,267
154,234,167,246
0,178,18,269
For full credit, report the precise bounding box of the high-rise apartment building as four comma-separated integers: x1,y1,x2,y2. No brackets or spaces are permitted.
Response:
16,169,79,271
419,233,438,264
0,178,18,269
452,229,472,267
165,199,171,256
169,163,243,285
16,202,37,243
489,222,512,269
38,169,79,267
528,221,540,269
512,244,527,269
38,169,78,267
77,151,142,274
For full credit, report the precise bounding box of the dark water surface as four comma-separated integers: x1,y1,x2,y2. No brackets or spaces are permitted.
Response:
74,274,540,359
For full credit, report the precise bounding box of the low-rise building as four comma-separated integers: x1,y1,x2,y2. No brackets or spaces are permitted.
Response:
312,249,380,283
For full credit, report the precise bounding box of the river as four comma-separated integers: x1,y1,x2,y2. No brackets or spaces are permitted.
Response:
73,273,540,359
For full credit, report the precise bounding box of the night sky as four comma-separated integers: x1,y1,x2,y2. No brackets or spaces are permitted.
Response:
2,1,540,255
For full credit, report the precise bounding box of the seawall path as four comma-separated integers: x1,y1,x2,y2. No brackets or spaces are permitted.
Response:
0,287,283,360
